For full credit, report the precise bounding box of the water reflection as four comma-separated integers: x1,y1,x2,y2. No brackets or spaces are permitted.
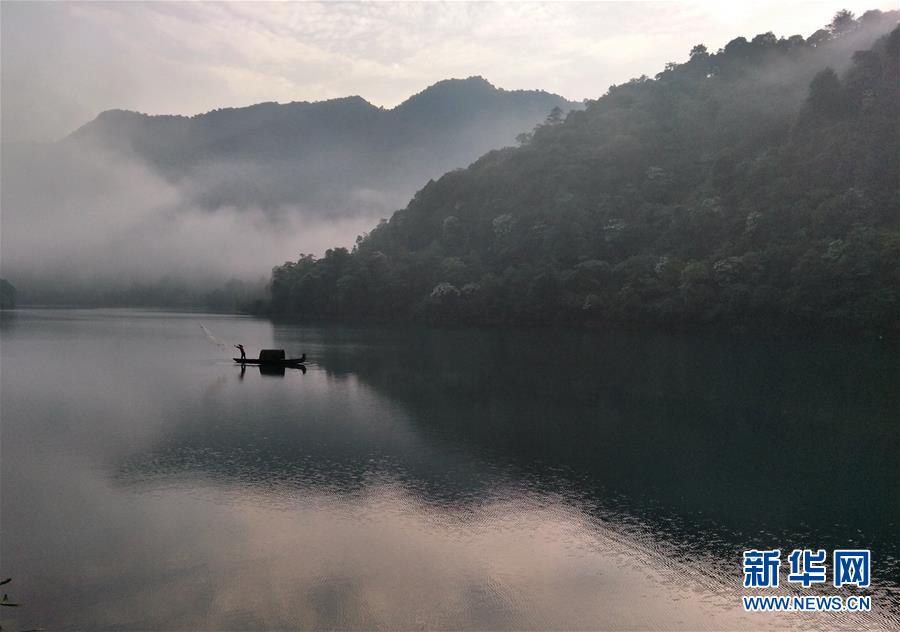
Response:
238,363,307,378
2,310,898,630
271,325,900,559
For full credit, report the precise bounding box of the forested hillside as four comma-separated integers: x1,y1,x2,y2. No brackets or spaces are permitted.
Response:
268,11,899,334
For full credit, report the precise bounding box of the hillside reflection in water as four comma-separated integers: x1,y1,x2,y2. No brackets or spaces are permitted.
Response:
1,310,897,629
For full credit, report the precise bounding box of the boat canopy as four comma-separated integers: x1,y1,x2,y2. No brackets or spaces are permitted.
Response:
258,349,286,362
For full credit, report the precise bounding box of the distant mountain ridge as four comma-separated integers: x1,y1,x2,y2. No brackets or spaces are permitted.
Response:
65,76,580,215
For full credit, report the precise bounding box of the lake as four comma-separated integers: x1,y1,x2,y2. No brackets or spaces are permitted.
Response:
1,309,897,630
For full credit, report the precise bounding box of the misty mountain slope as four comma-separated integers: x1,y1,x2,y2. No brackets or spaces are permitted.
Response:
268,12,900,333
1,77,575,305
64,77,579,215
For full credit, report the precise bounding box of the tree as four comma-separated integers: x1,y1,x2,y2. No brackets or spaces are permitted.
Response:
807,29,831,46
807,68,847,117
751,32,777,47
545,106,564,125
829,9,857,35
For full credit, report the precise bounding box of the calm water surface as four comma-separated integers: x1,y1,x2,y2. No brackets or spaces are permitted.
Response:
1,309,897,630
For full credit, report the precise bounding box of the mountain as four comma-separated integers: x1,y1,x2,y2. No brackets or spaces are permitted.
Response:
64,77,579,216
267,10,900,334
1,76,577,307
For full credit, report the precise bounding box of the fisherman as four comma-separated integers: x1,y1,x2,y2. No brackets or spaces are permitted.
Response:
235,344,246,362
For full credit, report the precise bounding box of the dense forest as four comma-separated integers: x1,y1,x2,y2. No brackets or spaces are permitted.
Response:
267,11,899,334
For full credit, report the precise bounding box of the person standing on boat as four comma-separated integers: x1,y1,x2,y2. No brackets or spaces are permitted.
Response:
235,344,246,362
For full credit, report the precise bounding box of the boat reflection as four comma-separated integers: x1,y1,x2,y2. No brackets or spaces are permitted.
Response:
239,363,306,379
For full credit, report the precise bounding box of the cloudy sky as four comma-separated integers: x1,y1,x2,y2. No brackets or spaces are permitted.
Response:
1,0,893,142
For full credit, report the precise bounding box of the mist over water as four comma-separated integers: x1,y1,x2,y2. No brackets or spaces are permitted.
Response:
0,139,381,300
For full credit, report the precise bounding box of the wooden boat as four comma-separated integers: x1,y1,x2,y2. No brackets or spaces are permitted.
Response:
234,349,305,366
233,358,306,366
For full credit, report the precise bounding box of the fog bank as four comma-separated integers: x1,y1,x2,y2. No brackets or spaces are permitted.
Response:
1,140,380,304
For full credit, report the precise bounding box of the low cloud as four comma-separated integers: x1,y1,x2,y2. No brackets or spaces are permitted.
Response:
0,141,380,292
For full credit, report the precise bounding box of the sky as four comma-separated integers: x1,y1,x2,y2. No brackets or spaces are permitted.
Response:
1,0,894,143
